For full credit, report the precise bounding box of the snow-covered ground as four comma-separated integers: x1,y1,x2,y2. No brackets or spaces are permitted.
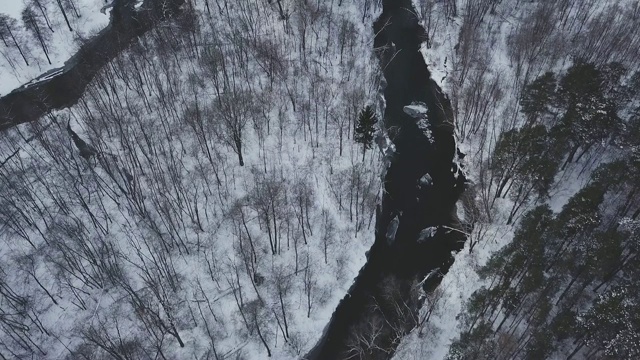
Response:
2,0,636,358
0,0,110,96
0,1,386,358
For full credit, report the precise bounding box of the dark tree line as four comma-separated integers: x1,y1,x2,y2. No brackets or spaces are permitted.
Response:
486,60,637,224
448,59,640,359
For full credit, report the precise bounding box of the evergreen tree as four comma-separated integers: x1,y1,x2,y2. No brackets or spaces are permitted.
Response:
579,285,640,358
448,56,640,360
520,71,557,124
491,125,563,221
557,60,603,106
600,62,629,107
446,322,497,360
553,183,605,240
623,106,640,149
354,105,377,161
552,60,623,167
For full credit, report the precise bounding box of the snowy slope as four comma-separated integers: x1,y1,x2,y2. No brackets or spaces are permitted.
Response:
0,0,386,358
0,0,110,96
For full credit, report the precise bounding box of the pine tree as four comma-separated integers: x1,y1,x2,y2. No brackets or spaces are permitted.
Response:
551,61,624,168
354,105,377,161
520,71,557,124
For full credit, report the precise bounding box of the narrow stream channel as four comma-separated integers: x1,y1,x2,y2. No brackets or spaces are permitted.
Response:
304,1,467,359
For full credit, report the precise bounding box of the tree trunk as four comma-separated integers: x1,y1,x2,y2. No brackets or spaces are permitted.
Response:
279,291,290,339
27,15,51,65
233,134,244,166
6,25,29,65
254,313,272,357
34,0,54,32
275,0,286,19
56,0,73,31
170,324,185,347
494,175,512,200
561,144,580,170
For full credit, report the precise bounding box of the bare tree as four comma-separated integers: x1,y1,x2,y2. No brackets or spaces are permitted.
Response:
320,208,336,264
0,265,49,357
30,0,55,32
0,15,30,66
291,176,315,245
249,169,287,255
76,307,153,360
22,6,52,64
272,264,292,340
245,299,272,357
303,253,317,318
62,0,80,18
210,89,254,166
55,0,73,31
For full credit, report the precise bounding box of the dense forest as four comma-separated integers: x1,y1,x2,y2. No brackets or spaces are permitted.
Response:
1,0,639,359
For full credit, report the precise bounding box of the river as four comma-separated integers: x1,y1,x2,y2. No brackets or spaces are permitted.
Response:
303,1,467,359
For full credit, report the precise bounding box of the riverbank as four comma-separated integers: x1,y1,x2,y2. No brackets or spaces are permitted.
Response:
0,0,185,131
304,1,467,359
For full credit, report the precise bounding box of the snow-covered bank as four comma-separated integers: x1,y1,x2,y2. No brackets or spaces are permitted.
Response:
0,0,109,96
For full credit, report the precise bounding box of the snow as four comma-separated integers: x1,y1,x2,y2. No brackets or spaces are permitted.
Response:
2,0,635,357
0,0,23,19
403,103,429,118
21,67,65,88
387,215,400,245
0,0,110,96
418,226,437,243
0,1,386,358
419,172,432,187
404,102,434,142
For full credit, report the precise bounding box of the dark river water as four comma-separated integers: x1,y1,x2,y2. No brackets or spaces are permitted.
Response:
304,1,467,359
